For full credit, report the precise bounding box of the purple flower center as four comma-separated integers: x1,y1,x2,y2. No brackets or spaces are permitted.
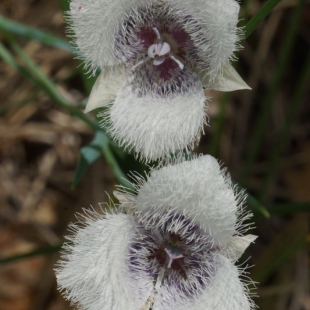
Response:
115,4,202,96
128,210,219,303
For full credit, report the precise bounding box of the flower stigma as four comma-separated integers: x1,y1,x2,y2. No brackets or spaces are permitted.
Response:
131,27,184,71
164,243,184,269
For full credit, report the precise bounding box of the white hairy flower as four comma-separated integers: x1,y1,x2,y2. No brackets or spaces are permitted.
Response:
55,155,256,310
69,0,250,161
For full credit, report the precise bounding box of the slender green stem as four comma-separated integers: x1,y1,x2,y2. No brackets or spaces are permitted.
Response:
0,242,65,265
1,37,98,131
260,53,310,198
103,147,133,188
0,15,74,53
244,0,282,39
1,37,128,187
247,193,271,218
241,0,305,184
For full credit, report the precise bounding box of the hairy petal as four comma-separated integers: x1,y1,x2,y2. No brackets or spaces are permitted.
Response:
135,155,245,245
68,0,154,68
175,255,255,310
164,0,242,74
100,83,207,161
55,212,152,310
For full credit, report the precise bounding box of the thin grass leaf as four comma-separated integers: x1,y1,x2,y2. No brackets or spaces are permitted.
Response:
0,16,74,53
234,182,270,218
244,0,282,39
241,0,306,184
1,35,128,188
260,52,310,199
0,242,65,265
1,35,98,130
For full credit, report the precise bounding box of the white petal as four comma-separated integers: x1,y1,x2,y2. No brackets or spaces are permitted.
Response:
147,45,156,58
69,0,155,68
174,255,254,310
158,42,171,56
153,56,165,66
165,0,242,74
135,155,247,246
55,212,152,310
84,66,126,113
102,84,207,161
223,235,258,262
200,62,251,91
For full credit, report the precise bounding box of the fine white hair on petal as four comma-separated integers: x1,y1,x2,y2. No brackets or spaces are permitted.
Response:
164,0,242,75
67,0,154,69
100,84,207,162
173,254,256,310
55,211,153,310
133,155,247,245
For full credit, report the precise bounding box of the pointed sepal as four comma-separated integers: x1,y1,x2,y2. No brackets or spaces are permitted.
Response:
223,234,257,262
200,62,251,92
84,66,126,113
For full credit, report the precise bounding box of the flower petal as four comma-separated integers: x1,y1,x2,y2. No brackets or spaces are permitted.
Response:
55,212,152,310
200,62,251,91
165,0,242,74
223,235,257,262
174,255,254,310
102,83,207,161
68,0,155,68
84,66,126,113
135,155,247,245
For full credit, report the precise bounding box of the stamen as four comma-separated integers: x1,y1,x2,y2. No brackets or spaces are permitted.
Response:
152,27,161,40
131,57,150,71
133,27,185,70
164,244,184,268
170,55,184,70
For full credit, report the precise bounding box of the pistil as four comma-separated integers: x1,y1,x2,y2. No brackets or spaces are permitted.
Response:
131,27,184,70
164,243,184,269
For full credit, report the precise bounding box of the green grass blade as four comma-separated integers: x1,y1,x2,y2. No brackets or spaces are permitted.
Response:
260,52,310,198
241,0,306,184
1,35,128,188
244,0,282,39
234,182,270,218
0,16,74,53
0,242,64,265
3,35,98,130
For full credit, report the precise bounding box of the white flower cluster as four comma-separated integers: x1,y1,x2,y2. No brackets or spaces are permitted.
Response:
56,156,256,310
69,0,250,160
56,1,257,309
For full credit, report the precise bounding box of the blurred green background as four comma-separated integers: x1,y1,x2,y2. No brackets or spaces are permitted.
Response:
0,0,309,309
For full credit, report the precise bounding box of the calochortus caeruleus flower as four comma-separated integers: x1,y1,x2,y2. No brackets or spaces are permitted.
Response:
55,155,256,310
69,0,250,161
